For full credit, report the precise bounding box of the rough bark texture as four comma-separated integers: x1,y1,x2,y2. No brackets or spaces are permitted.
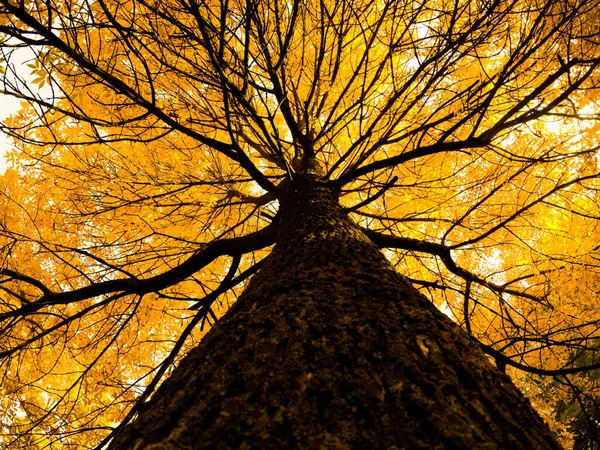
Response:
108,174,561,449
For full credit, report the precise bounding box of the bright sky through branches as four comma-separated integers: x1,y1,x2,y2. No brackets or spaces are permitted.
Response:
0,45,29,171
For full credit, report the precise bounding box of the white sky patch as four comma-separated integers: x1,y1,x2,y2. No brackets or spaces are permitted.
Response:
0,43,52,173
543,116,562,134
440,301,454,320
480,248,506,284
578,103,597,117
383,249,395,261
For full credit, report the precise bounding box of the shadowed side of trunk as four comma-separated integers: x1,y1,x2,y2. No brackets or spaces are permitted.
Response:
108,175,561,449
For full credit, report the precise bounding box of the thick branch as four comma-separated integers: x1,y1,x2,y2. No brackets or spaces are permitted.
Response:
481,344,600,377
334,137,487,187
1,225,276,318
0,268,52,297
363,228,545,303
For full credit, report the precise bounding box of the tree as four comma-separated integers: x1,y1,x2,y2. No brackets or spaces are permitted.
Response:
0,0,600,447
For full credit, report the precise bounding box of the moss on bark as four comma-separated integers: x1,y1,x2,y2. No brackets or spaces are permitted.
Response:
109,175,561,449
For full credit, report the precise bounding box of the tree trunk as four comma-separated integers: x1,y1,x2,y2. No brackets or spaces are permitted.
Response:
108,174,561,449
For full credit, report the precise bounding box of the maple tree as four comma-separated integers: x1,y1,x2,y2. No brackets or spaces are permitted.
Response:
1,0,600,447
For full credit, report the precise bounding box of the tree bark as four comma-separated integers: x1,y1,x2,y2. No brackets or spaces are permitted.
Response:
108,174,561,449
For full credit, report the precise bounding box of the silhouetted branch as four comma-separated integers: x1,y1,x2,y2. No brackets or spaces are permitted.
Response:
364,229,547,304
346,176,398,212
0,224,275,319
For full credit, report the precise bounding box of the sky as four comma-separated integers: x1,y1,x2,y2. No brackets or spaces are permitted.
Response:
0,44,40,172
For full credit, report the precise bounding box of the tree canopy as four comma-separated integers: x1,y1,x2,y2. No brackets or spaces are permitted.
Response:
1,0,600,447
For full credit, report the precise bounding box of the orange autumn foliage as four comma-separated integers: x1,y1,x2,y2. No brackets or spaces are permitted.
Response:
1,0,600,447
